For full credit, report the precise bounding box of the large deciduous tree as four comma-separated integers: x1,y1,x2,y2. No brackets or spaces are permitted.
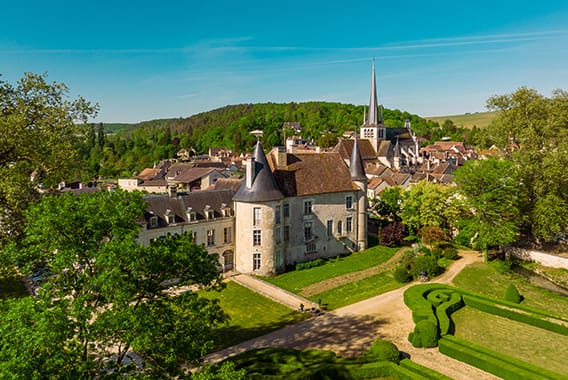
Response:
0,190,227,378
0,73,98,245
400,181,464,240
486,87,568,243
454,158,521,260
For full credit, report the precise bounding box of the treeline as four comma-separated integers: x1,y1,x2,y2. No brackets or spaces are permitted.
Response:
79,102,468,178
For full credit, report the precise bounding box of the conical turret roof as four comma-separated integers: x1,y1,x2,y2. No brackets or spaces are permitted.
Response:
367,60,380,125
350,137,367,181
233,141,284,202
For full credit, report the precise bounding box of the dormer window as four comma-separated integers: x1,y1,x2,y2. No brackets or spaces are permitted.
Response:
165,209,175,225
220,203,232,217
149,216,158,228
186,207,197,222
204,205,214,220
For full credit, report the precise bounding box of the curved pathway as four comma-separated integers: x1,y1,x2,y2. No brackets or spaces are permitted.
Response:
204,250,500,380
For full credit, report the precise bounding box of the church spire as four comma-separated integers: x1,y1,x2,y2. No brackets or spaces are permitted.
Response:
367,59,379,125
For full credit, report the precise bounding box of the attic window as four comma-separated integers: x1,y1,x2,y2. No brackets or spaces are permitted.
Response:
204,205,214,220
149,216,158,228
186,207,197,222
165,209,175,225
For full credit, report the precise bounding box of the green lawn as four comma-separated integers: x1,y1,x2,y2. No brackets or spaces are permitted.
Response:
309,271,401,310
200,281,308,350
452,306,568,376
262,246,399,294
0,276,29,299
452,261,568,317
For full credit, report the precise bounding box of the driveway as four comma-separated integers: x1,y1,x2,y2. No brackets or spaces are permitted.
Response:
203,250,500,380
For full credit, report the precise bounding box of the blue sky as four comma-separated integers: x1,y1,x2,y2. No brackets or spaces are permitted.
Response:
2,1,568,123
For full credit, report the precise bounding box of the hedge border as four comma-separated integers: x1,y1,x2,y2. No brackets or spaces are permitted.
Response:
404,283,568,379
439,335,568,380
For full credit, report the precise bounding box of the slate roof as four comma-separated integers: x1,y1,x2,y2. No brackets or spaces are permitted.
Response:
269,152,355,197
349,138,367,181
233,142,284,202
143,189,234,227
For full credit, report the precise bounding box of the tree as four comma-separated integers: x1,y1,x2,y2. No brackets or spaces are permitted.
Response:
380,222,408,247
369,186,404,223
454,158,521,260
400,182,463,240
0,73,98,245
0,190,228,378
486,87,568,243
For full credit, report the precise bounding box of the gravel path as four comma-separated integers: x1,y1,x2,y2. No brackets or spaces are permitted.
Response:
204,250,501,380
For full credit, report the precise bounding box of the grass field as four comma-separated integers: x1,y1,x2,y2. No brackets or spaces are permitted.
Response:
262,246,398,294
200,281,308,350
309,271,400,310
452,261,568,317
452,306,568,375
426,111,496,129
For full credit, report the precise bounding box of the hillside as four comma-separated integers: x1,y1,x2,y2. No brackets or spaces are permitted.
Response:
82,102,469,179
426,111,495,129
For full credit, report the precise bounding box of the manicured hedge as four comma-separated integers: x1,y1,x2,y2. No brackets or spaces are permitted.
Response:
436,291,464,336
439,336,568,380
403,284,445,324
462,294,568,336
345,361,393,378
398,359,453,380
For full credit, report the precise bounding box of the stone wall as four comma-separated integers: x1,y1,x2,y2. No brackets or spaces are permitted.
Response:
505,246,568,269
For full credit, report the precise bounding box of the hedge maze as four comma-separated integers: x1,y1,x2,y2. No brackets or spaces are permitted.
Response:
404,284,568,380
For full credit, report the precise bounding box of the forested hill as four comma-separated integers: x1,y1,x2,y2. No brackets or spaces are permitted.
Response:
85,102,463,178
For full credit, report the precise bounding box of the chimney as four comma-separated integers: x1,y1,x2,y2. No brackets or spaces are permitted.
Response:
246,156,255,189
274,146,287,169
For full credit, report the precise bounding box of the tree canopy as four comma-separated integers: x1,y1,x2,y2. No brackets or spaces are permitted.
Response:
0,73,98,245
485,87,568,243
0,190,228,378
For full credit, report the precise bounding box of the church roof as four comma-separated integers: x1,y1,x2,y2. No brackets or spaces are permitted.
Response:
233,141,284,202
332,139,377,161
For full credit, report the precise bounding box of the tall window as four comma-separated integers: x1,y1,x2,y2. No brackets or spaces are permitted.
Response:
346,217,353,233
253,207,261,226
207,229,215,246
275,249,282,269
283,203,290,218
327,220,333,237
337,220,343,235
275,206,281,225
275,227,281,244
284,225,290,242
304,222,313,241
303,200,312,215
224,227,232,244
253,230,261,246
346,196,353,209
253,253,261,271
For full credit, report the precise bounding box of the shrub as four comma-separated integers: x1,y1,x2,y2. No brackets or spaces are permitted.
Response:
419,225,449,245
504,283,522,304
393,266,413,283
409,319,439,348
296,258,325,271
380,222,408,247
442,246,459,260
362,339,401,363
411,255,443,279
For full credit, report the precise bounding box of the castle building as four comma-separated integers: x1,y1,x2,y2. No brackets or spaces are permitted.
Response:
232,139,367,276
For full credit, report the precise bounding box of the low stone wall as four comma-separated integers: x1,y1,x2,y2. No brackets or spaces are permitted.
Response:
505,246,568,269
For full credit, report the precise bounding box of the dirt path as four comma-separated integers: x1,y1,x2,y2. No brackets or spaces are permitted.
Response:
204,250,500,379
300,247,408,297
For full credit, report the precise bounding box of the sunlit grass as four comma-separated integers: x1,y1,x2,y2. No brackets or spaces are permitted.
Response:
262,246,398,294
200,281,308,349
